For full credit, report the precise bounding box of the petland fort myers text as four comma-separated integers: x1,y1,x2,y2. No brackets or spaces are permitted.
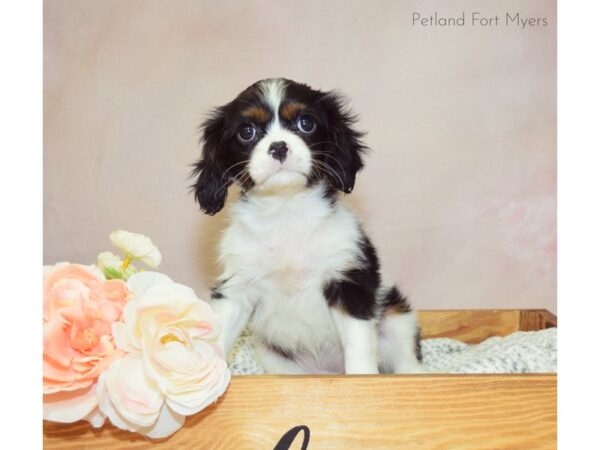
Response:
412,12,549,28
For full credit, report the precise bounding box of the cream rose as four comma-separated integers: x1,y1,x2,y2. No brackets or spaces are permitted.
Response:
97,272,230,438
43,263,130,426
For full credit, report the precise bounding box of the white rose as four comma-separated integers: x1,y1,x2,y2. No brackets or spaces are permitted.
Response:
109,230,162,267
97,272,230,438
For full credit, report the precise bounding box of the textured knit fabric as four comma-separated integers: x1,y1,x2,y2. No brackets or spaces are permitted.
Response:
228,327,557,374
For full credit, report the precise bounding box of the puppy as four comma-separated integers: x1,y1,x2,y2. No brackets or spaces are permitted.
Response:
192,78,423,374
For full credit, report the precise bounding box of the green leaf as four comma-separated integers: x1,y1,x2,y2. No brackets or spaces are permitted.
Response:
104,267,124,280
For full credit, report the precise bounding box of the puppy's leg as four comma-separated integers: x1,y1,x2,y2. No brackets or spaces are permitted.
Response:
210,278,254,355
378,309,426,373
330,308,379,374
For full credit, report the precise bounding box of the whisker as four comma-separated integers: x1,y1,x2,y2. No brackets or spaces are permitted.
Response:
309,151,348,184
308,140,339,148
311,159,345,191
236,168,254,188
221,159,251,181
213,167,251,198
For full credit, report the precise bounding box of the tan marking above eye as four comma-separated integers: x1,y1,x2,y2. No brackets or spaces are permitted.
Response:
242,106,270,123
280,102,306,121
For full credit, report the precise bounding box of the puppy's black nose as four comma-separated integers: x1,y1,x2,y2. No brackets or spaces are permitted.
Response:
268,141,288,162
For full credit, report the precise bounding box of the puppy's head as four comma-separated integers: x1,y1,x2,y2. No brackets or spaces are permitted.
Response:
192,78,367,215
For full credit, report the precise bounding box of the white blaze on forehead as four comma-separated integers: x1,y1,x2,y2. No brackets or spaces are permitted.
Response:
259,79,286,124
249,78,312,190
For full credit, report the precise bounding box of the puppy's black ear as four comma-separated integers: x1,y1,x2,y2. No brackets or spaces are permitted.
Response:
191,111,232,215
191,160,231,215
320,92,368,193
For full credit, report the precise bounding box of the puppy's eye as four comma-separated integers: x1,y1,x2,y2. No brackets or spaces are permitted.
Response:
297,115,316,134
237,124,256,143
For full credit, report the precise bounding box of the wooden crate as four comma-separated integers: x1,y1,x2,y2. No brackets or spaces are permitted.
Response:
44,309,557,449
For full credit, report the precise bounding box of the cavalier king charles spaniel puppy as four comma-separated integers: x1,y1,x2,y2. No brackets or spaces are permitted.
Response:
192,78,423,374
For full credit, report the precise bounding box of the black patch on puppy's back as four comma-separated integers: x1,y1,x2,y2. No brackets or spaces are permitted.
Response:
323,234,381,319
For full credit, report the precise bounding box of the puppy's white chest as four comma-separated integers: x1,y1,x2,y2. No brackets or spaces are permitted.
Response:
219,189,362,352
222,191,360,283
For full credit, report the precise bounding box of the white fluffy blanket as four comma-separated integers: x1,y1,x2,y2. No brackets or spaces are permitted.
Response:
228,327,557,374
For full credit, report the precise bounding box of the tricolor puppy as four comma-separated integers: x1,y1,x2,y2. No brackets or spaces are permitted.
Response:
192,78,423,374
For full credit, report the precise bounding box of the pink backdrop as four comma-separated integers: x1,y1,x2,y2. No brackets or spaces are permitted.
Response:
44,0,556,312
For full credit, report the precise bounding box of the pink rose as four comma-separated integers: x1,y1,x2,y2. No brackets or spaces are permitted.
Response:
43,263,130,426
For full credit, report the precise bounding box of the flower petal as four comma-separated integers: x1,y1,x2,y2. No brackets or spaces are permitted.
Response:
127,272,173,298
97,360,185,439
136,283,198,311
83,406,106,428
43,384,99,424
143,404,185,439
96,372,140,433
102,355,163,427
43,320,75,367
97,252,123,272
165,361,231,416
111,322,138,352
110,230,162,267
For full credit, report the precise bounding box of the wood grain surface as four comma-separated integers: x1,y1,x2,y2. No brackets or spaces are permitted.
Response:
44,374,556,449
417,309,522,343
519,309,557,332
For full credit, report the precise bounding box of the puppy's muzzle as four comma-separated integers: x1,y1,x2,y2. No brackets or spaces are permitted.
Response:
268,141,288,163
